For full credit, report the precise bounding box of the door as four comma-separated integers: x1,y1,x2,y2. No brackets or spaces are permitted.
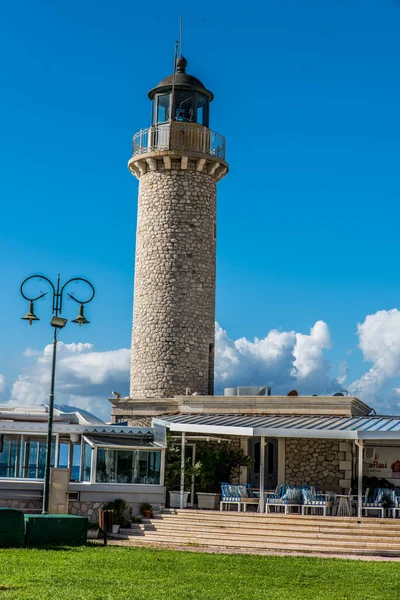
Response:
248,438,278,490
49,468,70,514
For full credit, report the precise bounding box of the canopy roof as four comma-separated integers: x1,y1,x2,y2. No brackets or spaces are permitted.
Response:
83,434,162,449
154,414,400,440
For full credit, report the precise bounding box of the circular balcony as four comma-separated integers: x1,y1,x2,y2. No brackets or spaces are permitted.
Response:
132,122,226,161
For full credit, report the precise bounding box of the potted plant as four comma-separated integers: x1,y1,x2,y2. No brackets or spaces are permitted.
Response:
165,436,199,508
103,498,128,534
140,502,153,519
196,446,253,510
87,521,100,539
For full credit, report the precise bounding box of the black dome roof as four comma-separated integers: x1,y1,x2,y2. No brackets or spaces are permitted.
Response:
148,56,214,101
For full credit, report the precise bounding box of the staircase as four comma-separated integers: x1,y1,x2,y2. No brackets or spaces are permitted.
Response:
113,509,400,556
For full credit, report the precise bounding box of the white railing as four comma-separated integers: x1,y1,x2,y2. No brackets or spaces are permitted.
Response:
132,123,226,160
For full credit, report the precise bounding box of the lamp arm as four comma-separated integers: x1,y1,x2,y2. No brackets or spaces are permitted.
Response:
60,277,95,312
20,275,56,303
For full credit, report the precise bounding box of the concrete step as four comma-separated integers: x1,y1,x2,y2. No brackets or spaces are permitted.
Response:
158,512,400,530
122,526,400,546
148,516,400,534
167,509,399,522
126,522,400,539
116,510,400,557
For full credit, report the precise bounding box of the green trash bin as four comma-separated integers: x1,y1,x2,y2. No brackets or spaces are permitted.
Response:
0,508,25,547
25,514,88,546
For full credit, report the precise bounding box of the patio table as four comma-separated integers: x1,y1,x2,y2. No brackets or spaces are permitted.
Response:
240,497,260,512
334,494,354,517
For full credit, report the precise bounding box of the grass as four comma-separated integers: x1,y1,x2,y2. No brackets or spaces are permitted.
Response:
0,546,399,599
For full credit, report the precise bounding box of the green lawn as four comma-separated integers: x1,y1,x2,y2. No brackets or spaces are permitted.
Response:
0,546,399,600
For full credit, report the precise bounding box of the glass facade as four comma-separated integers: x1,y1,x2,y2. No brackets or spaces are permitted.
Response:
0,433,163,486
0,435,55,479
96,449,161,484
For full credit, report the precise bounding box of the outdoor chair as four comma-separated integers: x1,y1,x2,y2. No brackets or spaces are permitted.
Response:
361,488,384,518
220,483,256,511
391,490,400,519
266,485,303,514
378,488,396,518
301,488,335,516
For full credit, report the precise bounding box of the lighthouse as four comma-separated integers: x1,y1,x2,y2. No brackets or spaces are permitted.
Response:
128,55,228,399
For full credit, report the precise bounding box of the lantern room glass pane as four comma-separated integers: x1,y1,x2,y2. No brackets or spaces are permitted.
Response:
197,94,208,126
175,91,194,122
156,94,170,123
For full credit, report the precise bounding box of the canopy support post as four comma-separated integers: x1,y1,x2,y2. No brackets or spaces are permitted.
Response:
356,439,363,518
180,432,186,510
259,436,266,513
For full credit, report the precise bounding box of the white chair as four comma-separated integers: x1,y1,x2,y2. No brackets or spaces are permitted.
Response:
302,489,334,517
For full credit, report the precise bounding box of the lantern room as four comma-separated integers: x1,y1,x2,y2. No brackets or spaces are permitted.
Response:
148,56,214,127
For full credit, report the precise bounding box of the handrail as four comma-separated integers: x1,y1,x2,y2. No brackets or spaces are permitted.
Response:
132,123,226,160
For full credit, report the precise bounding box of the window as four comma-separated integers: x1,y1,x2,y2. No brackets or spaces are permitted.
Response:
156,94,170,123
96,449,161,484
0,435,20,478
197,94,208,126
174,91,194,122
82,441,92,482
0,435,55,479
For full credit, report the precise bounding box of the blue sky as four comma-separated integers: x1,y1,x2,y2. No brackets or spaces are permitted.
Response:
1,1,400,418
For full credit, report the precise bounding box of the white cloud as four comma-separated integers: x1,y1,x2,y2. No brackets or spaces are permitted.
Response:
215,320,344,395
7,343,130,421
5,309,400,419
0,375,9,402
350,309,400,410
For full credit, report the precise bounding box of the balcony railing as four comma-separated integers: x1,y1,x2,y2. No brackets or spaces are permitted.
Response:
132,123,226,160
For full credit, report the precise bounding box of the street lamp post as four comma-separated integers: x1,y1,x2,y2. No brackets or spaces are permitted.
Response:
20,274,95,514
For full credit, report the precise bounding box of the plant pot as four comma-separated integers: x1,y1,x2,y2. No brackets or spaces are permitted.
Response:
87,529,99,539
142,510,152,519
111,524,120,534
169,491,190,508
197,492,221,510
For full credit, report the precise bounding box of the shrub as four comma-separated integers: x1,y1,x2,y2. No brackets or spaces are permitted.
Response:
103,498,128,525
196,446,254,493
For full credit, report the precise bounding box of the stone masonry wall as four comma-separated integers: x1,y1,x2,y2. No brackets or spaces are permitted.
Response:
285,438,354,490
69,500,163,523
0,499,41,512
0,499,162,522
130,158,217,398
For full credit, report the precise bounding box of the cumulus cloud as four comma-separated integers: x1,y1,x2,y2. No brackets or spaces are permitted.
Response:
7,343,130,421
6,308,400,419
215,320,344,395
0,375,9,402
350,309,400,410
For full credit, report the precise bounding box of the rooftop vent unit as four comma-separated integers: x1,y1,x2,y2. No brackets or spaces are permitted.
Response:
224,386,271,397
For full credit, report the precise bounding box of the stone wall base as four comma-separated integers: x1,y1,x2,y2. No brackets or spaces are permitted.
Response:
0,499,163,522
0,499,42,512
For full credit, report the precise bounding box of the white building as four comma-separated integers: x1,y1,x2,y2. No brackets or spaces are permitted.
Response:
0,405,166,520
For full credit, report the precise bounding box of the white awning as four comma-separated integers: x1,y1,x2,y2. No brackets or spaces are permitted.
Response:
153,414,400,440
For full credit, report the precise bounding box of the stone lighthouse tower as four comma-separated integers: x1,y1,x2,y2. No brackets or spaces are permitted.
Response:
128,55,228,399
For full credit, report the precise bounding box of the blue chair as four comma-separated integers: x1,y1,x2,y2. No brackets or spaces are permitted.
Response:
301,488,335,516
266,485,303,514
219,482,242,512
